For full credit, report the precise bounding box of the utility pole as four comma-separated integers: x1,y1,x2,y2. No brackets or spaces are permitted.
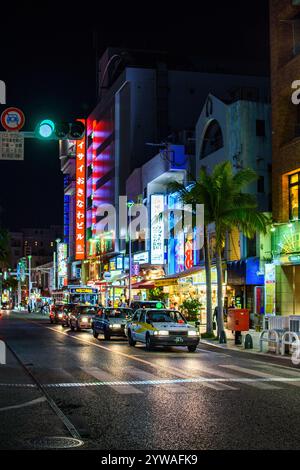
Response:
28,255,32,296
53,251,56,290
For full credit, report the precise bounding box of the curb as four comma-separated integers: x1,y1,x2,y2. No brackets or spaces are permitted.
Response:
200,338,292,362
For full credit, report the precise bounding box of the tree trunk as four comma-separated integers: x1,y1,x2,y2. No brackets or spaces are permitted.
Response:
216,247,226,343
204,226,213,335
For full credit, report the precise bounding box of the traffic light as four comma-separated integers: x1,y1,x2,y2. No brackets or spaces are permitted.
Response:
35,119,85,140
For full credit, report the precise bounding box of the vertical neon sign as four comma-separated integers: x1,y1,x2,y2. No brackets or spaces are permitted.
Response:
75,119,86,260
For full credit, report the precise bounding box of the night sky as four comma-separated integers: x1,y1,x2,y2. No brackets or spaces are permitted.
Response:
0,0,269,231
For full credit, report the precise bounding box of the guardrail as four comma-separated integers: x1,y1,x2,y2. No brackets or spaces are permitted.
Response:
259,329,281,354
259,327,300,357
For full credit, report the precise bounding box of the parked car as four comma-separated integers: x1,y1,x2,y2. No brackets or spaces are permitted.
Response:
69,305,99,331
92,307,134,340
126,308,200,352
129,300,166,312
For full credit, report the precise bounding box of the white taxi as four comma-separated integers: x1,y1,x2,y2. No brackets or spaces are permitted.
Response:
126,308,200,352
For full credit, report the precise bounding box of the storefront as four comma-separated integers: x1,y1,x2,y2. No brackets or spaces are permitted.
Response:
227,257,265,326
155,265,227,326
271,221,300,316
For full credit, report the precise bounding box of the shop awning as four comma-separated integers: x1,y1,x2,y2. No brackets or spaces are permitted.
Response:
130,280,155,289
154,265,206,286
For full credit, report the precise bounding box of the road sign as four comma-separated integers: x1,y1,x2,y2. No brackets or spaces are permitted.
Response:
0,132,24,160
1,107,25,131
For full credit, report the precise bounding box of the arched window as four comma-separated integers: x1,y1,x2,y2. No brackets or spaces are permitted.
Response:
200,120,224,159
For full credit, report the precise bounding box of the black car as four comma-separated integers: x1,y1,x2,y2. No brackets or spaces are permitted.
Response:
129,300,166,312
92,307,134,340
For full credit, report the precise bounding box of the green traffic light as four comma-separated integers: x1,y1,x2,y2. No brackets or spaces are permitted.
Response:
37,119,55,139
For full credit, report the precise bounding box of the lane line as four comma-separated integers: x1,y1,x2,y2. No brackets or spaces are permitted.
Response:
125,366,186,394
221,364,300,388
41,376,300,387
0,396,46,412
0,383,37,388
83,367,143,394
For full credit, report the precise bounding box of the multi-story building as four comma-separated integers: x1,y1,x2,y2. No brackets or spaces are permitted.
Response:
195,89,272,318
78,47,271,288
270,0,300,315
9,226,62,270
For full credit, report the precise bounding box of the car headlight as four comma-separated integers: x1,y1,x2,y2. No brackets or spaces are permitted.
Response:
154,330,169,336
188,330,198,336
81,317,88,322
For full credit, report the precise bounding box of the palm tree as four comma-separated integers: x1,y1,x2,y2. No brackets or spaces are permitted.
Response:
200,162,269,342
168,180,215,336
168,162,270,341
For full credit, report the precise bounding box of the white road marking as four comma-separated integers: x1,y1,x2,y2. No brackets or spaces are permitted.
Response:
43,376,299,387
220,364,300,388
0,396,46,412
83,367,143,395
0,383,36,388
125,366,186,394
186,364,280,390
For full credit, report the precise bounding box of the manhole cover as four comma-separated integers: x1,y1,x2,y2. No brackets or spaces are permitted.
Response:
28,436,84,449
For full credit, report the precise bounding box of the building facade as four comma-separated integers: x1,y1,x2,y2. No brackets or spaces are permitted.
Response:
270,0,300,315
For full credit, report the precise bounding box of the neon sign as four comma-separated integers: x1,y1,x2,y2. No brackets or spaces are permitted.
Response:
75,119,86,260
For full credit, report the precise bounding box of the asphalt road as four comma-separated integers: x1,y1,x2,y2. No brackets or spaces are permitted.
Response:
1,310,300,450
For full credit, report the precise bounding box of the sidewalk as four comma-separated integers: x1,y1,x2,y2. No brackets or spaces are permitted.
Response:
6,310,49,321
200,330,294,362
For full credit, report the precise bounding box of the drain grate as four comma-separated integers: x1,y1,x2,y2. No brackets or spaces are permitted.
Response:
28,436,84,449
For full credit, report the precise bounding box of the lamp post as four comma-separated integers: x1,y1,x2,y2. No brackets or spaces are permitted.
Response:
55,238,61,290
28,255,32,296
127,201,134,304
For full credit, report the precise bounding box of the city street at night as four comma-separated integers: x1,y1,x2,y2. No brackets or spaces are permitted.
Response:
2,0,300,459
1,310,300,451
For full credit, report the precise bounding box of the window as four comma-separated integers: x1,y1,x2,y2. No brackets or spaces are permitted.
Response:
289,172,300,219
200,120,224,159
257,176,264,193
256,120,265,137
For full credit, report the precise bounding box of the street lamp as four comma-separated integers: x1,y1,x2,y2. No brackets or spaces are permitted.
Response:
28,255,32,296
127,201,134,304
54,238,61,290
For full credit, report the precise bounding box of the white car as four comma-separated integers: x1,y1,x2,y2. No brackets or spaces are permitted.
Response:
126,308,200,352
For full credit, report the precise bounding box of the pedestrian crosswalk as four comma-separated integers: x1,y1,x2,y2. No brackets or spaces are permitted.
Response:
37,361,300,395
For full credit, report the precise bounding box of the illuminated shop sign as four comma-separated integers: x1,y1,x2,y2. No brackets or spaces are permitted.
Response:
150,195,165,265
133,251,149,264
57,242,68,279
175,231,185,273
184,235,194,270
75,119,86,260
265,263,276,315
